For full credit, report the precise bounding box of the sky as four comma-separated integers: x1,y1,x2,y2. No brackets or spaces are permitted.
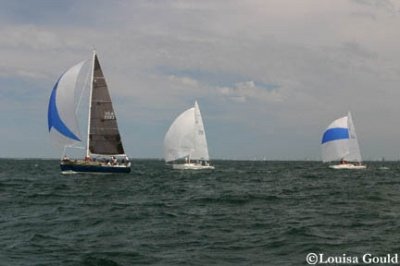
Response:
1,0,400,160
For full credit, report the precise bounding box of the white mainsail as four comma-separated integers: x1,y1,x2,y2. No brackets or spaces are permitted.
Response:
164,101,210,163
321,112,362,163
191,101,210,161
346,112,362,162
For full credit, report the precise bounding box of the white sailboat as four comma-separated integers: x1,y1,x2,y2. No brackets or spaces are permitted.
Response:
48,51,131,174
163,101,214,170
321,112,366,169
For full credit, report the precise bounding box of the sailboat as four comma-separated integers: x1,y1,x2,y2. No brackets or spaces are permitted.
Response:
48,51,131,174
163,101,214,170
321,112,366,169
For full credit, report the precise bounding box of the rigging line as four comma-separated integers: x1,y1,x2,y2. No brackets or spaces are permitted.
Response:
75,59,91,115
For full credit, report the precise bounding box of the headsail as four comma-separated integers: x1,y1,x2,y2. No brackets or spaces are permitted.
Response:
48,61,85,147
87,54,125,155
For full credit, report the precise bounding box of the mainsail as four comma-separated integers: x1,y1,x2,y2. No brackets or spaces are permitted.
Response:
191,101,210,161
87,54,125,155
321,112,362,163
345,112,362,162
164,101,210,162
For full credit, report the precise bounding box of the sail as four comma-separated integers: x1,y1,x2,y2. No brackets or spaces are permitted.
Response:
191,101,210,161
321,116,350,162
163,101,210,162
164,107,196,162
321,113,362,163
88,54,125,155
48,61,85,147
345,112,362,162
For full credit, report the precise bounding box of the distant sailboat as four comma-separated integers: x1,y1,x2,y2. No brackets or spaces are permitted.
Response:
321,112,366,169
48,51,131,174
164,101,214,170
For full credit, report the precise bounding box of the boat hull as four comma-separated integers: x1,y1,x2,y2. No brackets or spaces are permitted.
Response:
60,161,131,174
329,163,366,170
171,163,215,170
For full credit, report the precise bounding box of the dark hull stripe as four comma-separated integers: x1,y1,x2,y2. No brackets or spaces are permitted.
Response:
60,163,131,174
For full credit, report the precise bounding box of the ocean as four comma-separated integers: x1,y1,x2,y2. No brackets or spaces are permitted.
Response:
1,159,400,265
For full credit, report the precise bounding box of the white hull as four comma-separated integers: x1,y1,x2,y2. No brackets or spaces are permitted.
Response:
329,163,366,170
171,163,215,170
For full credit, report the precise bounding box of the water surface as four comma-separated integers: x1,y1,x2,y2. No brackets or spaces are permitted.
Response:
1,159,399,265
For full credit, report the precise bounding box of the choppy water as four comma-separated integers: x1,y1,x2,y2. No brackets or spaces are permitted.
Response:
1,159,400,265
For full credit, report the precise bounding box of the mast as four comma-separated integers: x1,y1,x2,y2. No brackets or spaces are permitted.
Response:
86,50,96,157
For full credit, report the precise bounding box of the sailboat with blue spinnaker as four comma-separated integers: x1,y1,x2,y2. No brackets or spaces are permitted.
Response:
321,112,366,169
48,51,131,174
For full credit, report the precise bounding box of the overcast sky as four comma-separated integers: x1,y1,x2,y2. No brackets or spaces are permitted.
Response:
1,0,400,160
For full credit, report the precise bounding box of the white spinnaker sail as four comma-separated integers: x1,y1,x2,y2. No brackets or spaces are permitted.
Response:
191,101,210,161
345,112,362,162
164,107,196,162
321,116,350,162
48,61,85,148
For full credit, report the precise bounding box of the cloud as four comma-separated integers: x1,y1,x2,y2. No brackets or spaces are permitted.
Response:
168,75,199,87
351,0,397,13
218,81,283,103
0,25,62,50
1,0,400,159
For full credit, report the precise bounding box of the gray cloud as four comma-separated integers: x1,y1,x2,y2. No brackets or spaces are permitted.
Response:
1,0,400,159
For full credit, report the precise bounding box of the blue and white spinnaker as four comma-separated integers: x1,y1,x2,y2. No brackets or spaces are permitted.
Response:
48,61,85,147
321,112,362,163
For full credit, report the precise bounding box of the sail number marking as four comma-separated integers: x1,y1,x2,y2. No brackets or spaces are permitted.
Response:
104,111,115,120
